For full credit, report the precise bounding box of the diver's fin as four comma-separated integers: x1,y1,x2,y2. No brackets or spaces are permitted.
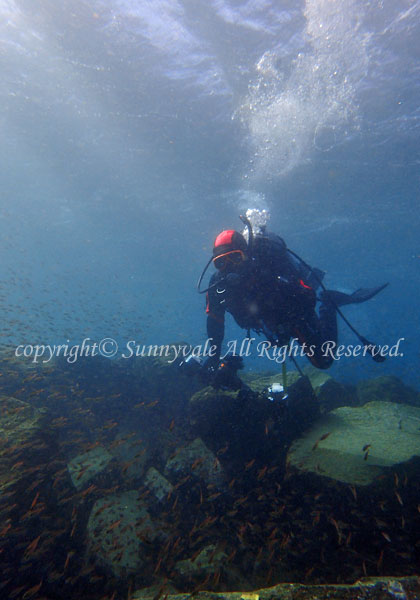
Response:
321,283,388,307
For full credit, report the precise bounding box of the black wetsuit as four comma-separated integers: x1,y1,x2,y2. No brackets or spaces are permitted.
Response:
205,232,336,369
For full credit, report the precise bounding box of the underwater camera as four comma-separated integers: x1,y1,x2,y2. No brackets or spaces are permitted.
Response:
178,353,205,376
267,382,289,404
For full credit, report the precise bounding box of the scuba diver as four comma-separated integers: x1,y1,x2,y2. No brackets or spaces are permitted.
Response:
197,210,388,380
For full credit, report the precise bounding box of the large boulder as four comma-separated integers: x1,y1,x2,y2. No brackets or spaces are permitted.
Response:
0,396,46,494
87,490,165,577
144,466,173,502
241,370,300,394
303,367,357,413
127,343,201,408
188,376,320,467
173,543,228,581
164,438,225,488
245,368,357,414
67,446,115,490
356,375,420,407
133,577,420,600
287,400,420,485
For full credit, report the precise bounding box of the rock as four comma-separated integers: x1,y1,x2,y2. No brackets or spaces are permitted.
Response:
67,446,114,490
171,542,246,590
304,366,331,389
188,376,319,469
144,467,173,501
108,433,149,480
87,491,164,577
357,376,420,407
0,395,78,593
128,343,201,408
241,370,300,394
0,396,45,494
131,576,419,600
188,386,242,442
0,347,58,399
133,581,179,600
173,544,228,579
314,377,357,413
287,401,420,485
0,395,42,442
164,438,224,488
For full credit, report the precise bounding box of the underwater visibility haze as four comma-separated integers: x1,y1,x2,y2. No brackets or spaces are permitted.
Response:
1,1,420,599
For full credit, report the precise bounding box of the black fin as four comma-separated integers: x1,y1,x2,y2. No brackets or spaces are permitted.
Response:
321,283,388,307
349,283,389,304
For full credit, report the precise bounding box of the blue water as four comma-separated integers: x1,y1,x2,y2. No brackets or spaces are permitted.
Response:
1,0,419,387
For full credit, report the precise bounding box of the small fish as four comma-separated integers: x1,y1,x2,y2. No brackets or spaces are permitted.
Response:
394,490,403,506
381,531,391,542
64,551,75,570
30,492,40,509
11,461,24,471
153,557,162,574
312,511,320,526
107,519,122,532
217,443,229,456
312,432,331,451
81,484,96,497
207,492,222,501
227,548,237,562
169,419,175,431
257,466,268,480
146,400,159,408
22,580,43,600
94,503,111,517
25,535,41,555
191,457,204,470
305,566,315,579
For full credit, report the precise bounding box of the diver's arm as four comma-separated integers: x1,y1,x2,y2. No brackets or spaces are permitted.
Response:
206,311,225,363
205,283,225,369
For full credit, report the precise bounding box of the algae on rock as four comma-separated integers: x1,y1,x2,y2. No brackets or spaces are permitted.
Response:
67,445,114,490
288,400,420,485
0,395,45,494
165,437,225,488
87,490,165,577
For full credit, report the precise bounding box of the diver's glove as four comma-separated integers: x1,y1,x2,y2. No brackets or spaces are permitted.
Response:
199,355,220,385
200,355,245,391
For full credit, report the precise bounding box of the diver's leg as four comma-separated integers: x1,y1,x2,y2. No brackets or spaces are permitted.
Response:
293,297,337,370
